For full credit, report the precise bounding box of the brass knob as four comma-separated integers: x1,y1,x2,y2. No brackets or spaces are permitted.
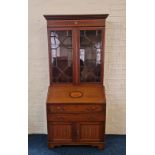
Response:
86,108,91,111
61,107,65,111
56,106,64,111
91,106,97,111
86,107,96,112
74,21,78,24
57,106,61,110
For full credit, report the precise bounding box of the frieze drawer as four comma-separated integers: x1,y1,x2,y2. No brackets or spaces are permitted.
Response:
47,113,105,122
47,104,105,113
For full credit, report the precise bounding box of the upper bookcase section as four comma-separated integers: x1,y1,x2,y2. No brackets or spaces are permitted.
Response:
44,14,109,27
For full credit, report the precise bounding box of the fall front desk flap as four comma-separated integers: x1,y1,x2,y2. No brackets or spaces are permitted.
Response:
47,84,106,104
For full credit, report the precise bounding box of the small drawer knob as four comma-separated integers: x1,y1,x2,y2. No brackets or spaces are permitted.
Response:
56,106,61,110
56,106,65,111
74,21,78,24
86,108,91,111
91,106,97,110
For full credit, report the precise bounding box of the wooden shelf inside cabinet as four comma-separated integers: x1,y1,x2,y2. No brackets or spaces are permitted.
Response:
44,14,108,149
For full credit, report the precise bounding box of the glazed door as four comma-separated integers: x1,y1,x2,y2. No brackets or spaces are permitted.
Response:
48,28,104,84
78,122,104,142
79,28,104,83
49,29,73,83
48,122,73,142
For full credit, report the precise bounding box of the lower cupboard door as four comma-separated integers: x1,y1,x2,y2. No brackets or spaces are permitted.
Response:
48,122,73,142
78,122,104,142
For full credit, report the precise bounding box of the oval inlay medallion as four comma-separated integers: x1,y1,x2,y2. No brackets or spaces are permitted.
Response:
69,91,83,98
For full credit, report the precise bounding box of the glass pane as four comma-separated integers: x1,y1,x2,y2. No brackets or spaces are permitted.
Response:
80,30,102,82
51,31,72,82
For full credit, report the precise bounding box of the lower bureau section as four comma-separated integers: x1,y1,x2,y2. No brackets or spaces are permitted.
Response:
47,102,106,149
47,107,106,149
48,121,105,149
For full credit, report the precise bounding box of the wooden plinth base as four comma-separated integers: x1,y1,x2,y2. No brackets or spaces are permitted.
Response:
48,142,104,149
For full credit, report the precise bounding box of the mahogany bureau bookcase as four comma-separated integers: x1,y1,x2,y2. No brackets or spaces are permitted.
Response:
44,14,109,149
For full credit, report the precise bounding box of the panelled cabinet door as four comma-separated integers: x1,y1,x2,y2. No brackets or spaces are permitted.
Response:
78,122,104,142
48,122,73,142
